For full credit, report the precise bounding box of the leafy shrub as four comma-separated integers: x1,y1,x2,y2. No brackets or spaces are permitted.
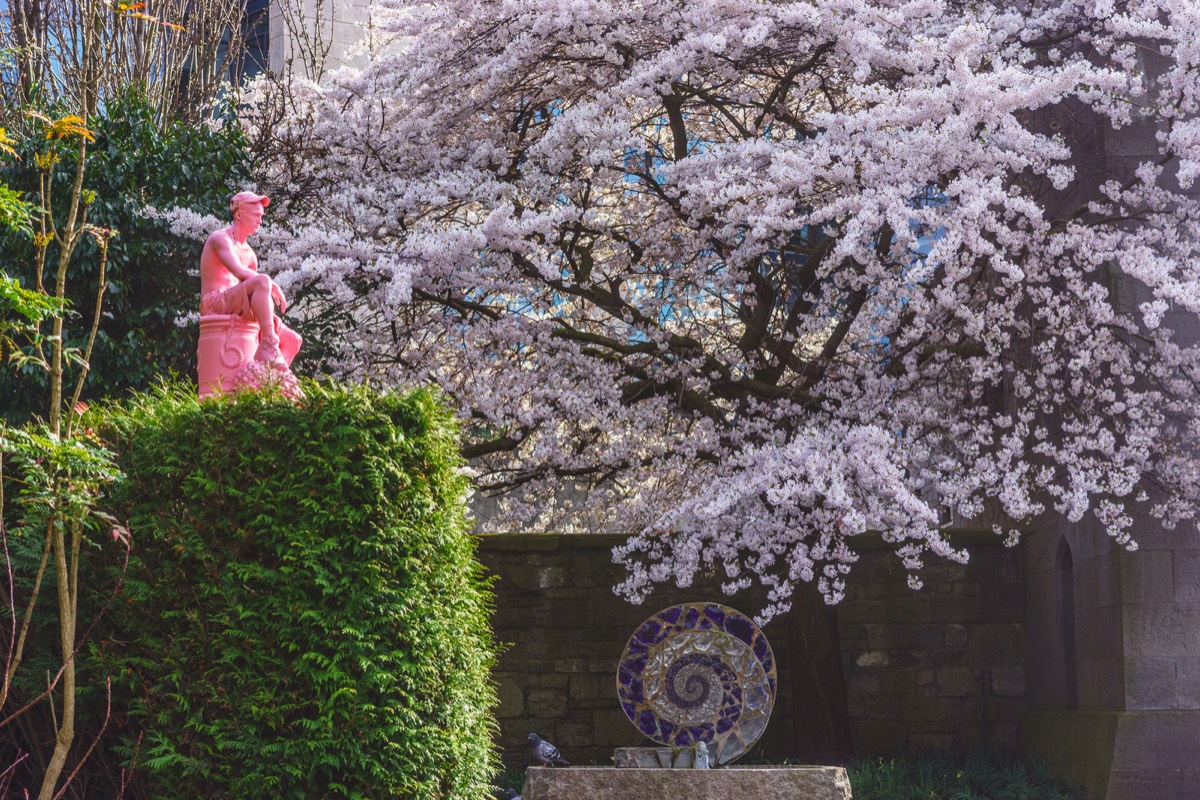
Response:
94,382,499,799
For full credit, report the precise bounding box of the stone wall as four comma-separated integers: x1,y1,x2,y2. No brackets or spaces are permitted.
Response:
838,538,1026,755
478,533,1027,768
479,534,798,768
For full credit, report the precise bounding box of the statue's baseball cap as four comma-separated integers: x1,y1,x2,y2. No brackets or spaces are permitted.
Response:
229,191,270,216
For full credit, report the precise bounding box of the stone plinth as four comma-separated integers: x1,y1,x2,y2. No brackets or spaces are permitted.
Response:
197,315,259,397
522,765,852,800
614,746,697,768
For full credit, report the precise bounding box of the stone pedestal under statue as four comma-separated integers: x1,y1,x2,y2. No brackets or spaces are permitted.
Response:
197,315,260,397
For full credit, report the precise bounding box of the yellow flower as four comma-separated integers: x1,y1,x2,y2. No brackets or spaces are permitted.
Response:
0,127,16,157
34,151,61,171
24,111,97,143
48,115,96,142
112,1,185,30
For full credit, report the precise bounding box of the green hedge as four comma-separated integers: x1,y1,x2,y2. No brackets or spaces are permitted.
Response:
95,382,499,799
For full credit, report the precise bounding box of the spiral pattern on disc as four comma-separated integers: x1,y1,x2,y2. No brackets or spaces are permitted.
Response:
616,603,776,765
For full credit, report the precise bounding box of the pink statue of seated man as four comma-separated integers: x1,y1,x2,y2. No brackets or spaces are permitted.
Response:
199,191,301,366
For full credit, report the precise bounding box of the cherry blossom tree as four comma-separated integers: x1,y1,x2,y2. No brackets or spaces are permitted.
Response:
251,0,1200,619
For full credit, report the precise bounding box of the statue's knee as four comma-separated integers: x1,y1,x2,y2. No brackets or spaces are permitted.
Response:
280,328,302,360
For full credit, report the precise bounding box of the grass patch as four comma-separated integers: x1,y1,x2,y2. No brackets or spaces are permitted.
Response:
848,751,1079,800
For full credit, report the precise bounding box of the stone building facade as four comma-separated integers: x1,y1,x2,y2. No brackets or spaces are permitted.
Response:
1021,519,1200,798
267,0,374,78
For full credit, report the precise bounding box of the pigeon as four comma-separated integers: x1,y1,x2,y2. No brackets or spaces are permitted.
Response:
528,732,570,766
694,740,710,770
503,790,521,800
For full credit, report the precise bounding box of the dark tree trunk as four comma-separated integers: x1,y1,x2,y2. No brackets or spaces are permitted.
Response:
787,581,852,763
10,0,47,103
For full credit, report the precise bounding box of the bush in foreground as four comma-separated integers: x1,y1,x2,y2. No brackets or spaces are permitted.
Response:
96,382,498,799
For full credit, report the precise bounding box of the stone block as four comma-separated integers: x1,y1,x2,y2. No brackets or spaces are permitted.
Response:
570,674,602,701
495,675,525,718
589,658,618,673
964,624,1024,665
848,694,898,719
1074,557,1100,611
1125,656,1178,710
979,580,1025,622
522,766,852,800
528,689,568,719
847,673,882,696
1176,658,1200,710
945,623,967,648
1093,552,1123,608
865,623,892,648
909,733,954,752
929,594,987,624
885,595,933,624
536,566,569,589
573,697,616,711
836,600,884,625
592,709,636,747
900,697,960,723
1123,603,1200,658
540,674,569,689
555,658,588,673
880,669,915,695
982,697,1027,724
1122,549,1174,605
554,721,593,748
332,20,363,47
985,723,1019,752
989,666,1026,697
854,718,906,754
840,623,868,644
1174,551,1200,604
856,650,890,667
521,641,555,659
1077,657,1125,710
936,666,979,697
916,625,946,650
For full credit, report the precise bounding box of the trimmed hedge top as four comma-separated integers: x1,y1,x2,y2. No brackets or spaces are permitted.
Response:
96,383,498,799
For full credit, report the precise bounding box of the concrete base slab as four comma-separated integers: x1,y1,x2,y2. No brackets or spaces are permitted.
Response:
522,765,852,800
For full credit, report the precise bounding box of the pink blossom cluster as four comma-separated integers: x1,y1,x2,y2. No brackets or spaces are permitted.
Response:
249,0,1200,619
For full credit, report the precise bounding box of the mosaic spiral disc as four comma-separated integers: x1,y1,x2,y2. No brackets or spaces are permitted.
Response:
616,603,776,765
